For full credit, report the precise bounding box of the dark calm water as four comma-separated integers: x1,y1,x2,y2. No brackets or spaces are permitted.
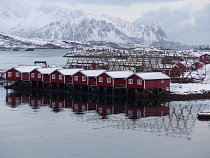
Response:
0,49,210,158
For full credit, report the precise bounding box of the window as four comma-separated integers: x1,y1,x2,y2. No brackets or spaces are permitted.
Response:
52,74,56,79
16,72,20,77
82,76,86,81
31,73,35,78
59,75,63,80
161,79,164,83
107,77,111,83
38,73,41,78
8,72,12,77
99,77,103,82
74,76,78,81
137,79,142,85
128,79,133,84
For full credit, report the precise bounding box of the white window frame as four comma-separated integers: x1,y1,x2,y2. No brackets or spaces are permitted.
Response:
137,79,142,85
128,79,133,84
82,76,86,81
99,77,103,82
31,73,35,78
8,72,12,77
74,76,78,81
59,75,63,80
16,72,20,77
161,79,164,83
52,74,56,79
107,77,111,83
38,73,41,79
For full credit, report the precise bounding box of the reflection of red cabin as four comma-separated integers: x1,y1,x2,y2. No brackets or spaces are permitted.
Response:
126,107,143,119
97,71,134,88
43,98,51,106
144,106,169,117
72,101,87,113
97,104,112,119
51,69,83,84
6,96,21,107
126,72,170,89
21,96,30,104
51,99,65,112
30,97,42,107
6,66,40,81
200,54,210,63
65,100,73,108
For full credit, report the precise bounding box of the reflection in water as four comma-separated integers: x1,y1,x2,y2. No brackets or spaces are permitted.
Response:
5,90,209,139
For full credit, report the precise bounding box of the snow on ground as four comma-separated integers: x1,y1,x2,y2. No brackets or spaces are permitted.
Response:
171,64,210,95
170,83,210,95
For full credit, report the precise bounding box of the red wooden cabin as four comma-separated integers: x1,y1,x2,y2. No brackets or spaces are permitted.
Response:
200,53,210,63
51,69,83,84
191,62,204,70
81,70,106,86
97,71,134,88
6,66,40,81
33,67,62,82
126,72,170,89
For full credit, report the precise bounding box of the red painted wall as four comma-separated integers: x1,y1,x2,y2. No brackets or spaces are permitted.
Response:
65,75,73,84
73,72,88,85
6,68,21,81
97,73,113,87
43,74,50,82
200,54,210,63
51,70,64,83
126,74,144,89
88,77,97,85
30,69,42,82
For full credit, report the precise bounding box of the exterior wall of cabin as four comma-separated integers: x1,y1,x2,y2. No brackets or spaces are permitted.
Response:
114,78,126,87
156,79,170,88
6,68,21,81
73,72,87,85
65,75,73,84
43,74,50,82
88,77,97,85
30,69,42,82
126,75,144,89
22,73,30,81
97,73,113,87
144,80,157,89
200,54,210,63
51,71,64,83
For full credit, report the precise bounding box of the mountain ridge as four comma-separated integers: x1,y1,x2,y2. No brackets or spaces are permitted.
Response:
0,5,167,46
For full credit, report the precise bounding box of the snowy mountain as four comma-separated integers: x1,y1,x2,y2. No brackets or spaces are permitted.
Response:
0,5,167,46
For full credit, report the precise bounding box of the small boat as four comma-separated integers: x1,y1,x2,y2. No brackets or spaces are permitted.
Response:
25,48,35,51
12,48,19,51
197,112,210,120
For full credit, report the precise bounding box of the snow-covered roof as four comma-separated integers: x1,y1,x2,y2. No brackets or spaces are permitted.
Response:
14,66,41,73
81,70,106,77
136,72,170,80
57,69,84,76
106,71,134,79
37,67,62,74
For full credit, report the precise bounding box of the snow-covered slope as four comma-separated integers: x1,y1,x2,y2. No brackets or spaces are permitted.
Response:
0,5,167,46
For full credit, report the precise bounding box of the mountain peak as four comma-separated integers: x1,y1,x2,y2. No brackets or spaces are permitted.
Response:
0,5,167,46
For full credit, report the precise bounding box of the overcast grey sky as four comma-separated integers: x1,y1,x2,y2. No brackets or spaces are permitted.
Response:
1,0,210,45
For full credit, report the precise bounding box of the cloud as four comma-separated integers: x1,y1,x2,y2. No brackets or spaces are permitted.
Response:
0,0,178,7
136,3,210,45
